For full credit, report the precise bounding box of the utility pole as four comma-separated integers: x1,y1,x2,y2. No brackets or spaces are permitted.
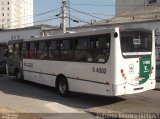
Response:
62,0,67,33
68,0,71,28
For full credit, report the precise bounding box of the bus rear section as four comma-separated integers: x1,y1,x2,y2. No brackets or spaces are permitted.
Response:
112,29,156,96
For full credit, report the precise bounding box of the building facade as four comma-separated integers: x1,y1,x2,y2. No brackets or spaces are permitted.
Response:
0,0,33,29
116,0,160,16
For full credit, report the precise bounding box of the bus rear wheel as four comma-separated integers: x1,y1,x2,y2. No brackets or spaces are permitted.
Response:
57,76,70,97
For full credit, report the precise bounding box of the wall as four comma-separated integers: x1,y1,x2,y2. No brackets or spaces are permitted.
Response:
0,28,42,43
115,0,160,16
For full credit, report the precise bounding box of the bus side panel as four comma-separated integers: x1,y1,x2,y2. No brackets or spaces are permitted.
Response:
72,60,111,96
23,59,76,90
23,58,111,96
23,59,56,87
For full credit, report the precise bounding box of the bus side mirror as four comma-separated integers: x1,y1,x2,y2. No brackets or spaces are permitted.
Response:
4,49,9,59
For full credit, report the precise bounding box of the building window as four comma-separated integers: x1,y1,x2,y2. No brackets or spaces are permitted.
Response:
11,36,14,40
18,35,20,39
7,19,10,22
2,13,4,16
2,7,4,11
7,7,9,10
7,1,9,5
148,0,157,4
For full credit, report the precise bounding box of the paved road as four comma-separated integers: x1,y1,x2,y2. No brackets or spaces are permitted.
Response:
0,76,97,119
0,76,160,119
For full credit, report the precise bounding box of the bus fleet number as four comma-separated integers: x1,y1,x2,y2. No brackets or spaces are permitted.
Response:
92,67,107,74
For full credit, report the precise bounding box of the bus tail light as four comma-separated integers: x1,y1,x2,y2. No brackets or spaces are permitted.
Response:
121,69,126,79
150,67,154,74
121,69,124,73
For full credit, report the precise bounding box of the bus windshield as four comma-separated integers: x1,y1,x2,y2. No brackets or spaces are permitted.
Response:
120,30,152,56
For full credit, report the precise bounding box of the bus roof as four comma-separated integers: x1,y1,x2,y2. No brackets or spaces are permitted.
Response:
24,28,116,42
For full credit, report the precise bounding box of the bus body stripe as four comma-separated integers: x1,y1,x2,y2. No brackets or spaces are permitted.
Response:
23,70,107,85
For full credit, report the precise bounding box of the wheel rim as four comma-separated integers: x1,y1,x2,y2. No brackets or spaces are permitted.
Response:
59,81,66,94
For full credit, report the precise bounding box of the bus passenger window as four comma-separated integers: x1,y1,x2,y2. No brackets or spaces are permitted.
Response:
74,38,94,62
8,44,14,59
8,44,13,53
37,42,48,59
60,40,73,61
49,41,59,60
29,42,37,58
22,43,29,58
95,35,110,63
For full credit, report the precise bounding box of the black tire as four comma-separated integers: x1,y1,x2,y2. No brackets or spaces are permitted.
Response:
57,76,70,97
16,70,24,82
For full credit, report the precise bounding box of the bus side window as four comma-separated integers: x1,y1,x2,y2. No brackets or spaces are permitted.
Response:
14,43,21,59
37,41,48,59
29,42,37,58
60,39,73,61
8,44,14,59
95,35,110,63
74,37,93,62
8,44,13,53
49,40,59,60
22,43,28,58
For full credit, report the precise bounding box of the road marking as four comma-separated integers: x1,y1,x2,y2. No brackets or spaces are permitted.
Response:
45,102,84,113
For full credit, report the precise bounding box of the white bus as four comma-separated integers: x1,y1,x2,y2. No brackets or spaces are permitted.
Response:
6,28,156,96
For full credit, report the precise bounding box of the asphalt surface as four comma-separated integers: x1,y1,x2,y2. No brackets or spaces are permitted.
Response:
0,76,160,119
156,80,160,90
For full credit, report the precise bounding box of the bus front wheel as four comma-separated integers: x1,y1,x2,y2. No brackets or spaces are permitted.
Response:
56,76,70,97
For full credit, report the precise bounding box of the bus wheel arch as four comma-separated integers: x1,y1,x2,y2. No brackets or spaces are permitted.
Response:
56,74,70,97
